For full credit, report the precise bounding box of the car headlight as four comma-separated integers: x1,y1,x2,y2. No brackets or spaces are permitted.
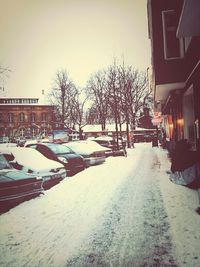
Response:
58,157,68,164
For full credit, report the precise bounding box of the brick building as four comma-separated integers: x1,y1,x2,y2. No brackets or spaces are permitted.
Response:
0,97,55,140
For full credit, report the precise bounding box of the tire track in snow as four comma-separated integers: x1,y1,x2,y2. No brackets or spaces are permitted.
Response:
65,146,178,267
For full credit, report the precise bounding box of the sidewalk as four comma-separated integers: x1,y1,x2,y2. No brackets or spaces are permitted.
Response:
154,146,200,267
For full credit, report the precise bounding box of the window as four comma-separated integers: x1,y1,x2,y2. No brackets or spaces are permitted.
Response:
41,113,47,121
20,128,25,137
30,113,36,122
19,112,25,122
162,10,184,60
7,113,14,123
42,128,47,136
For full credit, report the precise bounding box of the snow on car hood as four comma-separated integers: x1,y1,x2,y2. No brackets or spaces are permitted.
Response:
1,147,64,171
63,141,111,154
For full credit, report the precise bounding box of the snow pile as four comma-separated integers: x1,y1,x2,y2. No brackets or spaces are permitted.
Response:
0,148,142,267
154,147,200,266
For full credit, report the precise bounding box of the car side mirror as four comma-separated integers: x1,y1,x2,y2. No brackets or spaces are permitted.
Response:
10,161,23,170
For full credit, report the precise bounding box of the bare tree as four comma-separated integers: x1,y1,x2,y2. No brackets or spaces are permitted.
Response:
0,65,11,94
86,104,100,125
86,71,110,131
106,63,121,148
72,90,89,139
117,64,133,147
49,70,77,129
0,66,11,77
117,65,151,146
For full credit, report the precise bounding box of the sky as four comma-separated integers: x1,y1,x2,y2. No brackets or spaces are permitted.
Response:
0,0,151,98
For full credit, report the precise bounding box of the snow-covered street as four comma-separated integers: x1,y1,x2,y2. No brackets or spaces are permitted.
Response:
0,143,200,267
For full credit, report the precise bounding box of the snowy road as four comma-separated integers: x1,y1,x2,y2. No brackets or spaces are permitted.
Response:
0,143,200,267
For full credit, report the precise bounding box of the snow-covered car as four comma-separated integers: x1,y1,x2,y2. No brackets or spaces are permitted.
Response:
1,147,67,190
25,142,85,176
62,140,110,167
93,136,126,156
0,153,43,213
24,139,50,147
0,143,18,148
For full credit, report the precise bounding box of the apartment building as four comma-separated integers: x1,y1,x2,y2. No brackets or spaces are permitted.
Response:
147,0,200,152
0,97,55,140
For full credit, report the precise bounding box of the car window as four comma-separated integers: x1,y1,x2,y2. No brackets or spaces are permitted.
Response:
36,145,56,160
44,144,74,154
0,154,11,169
26,144,37,149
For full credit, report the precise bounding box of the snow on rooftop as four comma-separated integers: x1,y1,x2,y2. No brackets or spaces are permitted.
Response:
0,90,51,105
82,124,155,132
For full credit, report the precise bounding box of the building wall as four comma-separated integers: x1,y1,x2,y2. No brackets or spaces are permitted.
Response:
0,104,55,139
150,0,185,85
148,0,200,152
183,86,195,141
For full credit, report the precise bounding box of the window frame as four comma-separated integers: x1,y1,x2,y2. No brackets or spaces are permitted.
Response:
162,10,184,60
30,112,36,123
19,112,25,122
41,112,47,122
7,113,14,123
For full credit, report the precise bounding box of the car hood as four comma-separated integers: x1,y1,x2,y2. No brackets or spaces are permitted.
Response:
63,142,110,154
2,147,64,172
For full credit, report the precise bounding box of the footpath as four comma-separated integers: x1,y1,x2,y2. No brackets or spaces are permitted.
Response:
153,146,200,267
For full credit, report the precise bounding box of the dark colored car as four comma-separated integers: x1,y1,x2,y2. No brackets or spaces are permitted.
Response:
0,153,43,213
26,143,85,176
2,147,67,191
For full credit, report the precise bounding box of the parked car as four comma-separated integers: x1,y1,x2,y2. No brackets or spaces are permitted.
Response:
0,153,43,213
0,143,18,148
25,143,85,176
62,140,109,167
16,137,26,147
1,147,67,190
93,136,126,156
24,138,50,147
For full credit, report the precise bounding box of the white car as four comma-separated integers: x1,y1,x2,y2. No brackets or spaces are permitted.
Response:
1,147,67,190
24,139,50,147
62,140,111,167
0,143,18,147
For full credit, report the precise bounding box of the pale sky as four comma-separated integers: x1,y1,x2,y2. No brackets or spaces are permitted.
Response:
0,0,151,98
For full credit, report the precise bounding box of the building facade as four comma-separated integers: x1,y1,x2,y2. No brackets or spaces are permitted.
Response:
147,0,200,152
0,98,55,140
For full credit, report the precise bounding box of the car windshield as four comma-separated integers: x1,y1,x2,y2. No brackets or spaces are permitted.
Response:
45,144,74,154
0,154,11,170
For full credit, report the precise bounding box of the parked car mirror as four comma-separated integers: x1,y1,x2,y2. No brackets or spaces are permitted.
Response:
10,161,23,170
